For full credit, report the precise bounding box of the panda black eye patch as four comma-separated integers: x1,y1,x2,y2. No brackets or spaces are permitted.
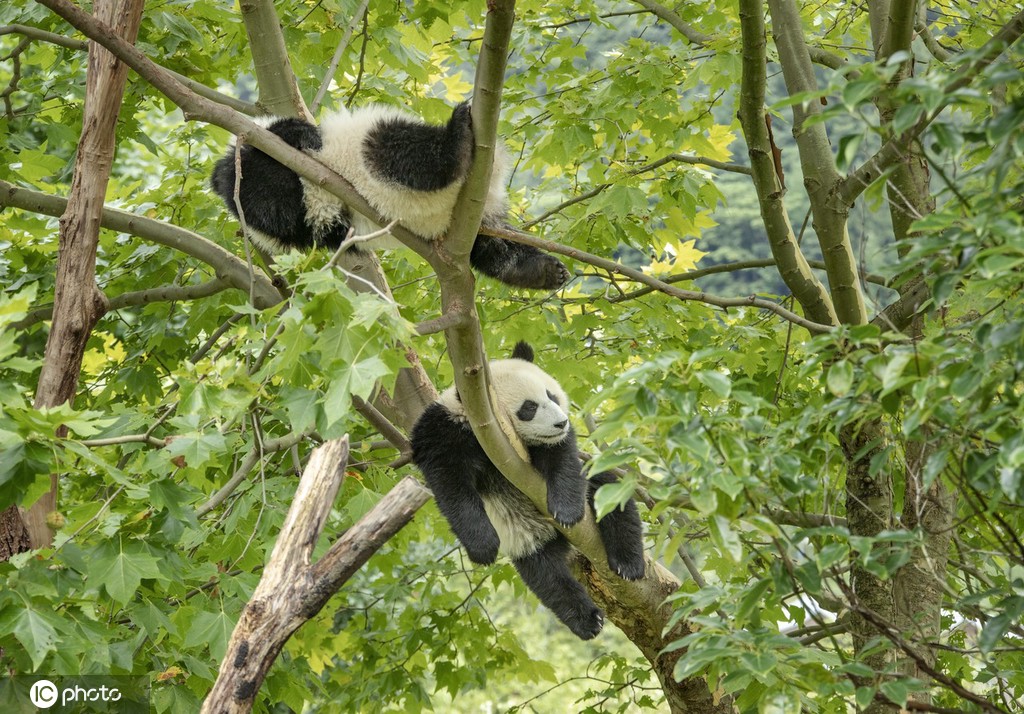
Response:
517,400,539,421
546,390,559,405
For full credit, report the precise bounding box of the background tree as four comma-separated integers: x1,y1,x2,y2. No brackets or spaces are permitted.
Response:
1,1,1023,712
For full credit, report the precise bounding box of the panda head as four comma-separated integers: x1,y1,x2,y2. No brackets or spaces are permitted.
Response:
439,342,572,446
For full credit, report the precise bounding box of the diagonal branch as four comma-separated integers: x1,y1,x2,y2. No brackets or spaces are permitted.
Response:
0,23,257,114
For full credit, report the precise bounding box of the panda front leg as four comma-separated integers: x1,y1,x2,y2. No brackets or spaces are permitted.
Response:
512,537,604,640
470,233,571,290
587,472,646,581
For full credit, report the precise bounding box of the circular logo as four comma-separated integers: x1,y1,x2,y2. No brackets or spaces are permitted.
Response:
29,679,59,709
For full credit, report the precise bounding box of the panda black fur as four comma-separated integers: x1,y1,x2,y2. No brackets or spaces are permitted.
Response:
210,103,570,290
411,341,645,640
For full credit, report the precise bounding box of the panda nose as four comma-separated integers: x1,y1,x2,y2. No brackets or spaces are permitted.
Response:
553,420,567,430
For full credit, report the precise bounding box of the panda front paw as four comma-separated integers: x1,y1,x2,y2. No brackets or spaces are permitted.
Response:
549,496,585,528
564,605,605,640
607,551,646,581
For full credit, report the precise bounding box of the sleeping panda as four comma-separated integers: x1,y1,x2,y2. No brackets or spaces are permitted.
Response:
209,103,570,290
411,341,645,640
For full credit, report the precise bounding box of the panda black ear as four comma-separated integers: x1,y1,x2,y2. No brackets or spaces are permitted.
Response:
511,341,534,362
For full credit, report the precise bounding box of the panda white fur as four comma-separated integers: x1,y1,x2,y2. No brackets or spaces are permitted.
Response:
210,103,570,290
411,341,645,640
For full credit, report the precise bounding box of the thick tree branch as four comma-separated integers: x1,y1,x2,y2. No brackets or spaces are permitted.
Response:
736,0,837,327
19,0,144,551
201,437,432,712
767,0,866,325
0,180,281,309
240,0,310,119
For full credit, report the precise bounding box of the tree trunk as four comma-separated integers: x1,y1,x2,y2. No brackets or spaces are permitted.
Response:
11,0,144,551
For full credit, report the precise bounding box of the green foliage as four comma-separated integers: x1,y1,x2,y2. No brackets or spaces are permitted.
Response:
3,0,1024,711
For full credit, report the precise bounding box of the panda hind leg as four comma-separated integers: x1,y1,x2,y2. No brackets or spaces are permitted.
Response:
470,233,571,290
513,537,604,640
588,472,646,581
362,103,474,192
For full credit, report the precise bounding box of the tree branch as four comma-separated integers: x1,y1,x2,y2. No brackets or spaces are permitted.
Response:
240,0,310,119
196,432,311,517
631,0,845,69
737,0,836,327
0,179,281,309
15,277,233,330
523,152,751,229
486,224,834,334
767,0,866,325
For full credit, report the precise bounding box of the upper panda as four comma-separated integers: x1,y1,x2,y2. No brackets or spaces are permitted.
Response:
210,103,570,290
411,341,645,640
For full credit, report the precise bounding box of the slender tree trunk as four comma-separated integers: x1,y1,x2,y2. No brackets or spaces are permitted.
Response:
10,0,144,551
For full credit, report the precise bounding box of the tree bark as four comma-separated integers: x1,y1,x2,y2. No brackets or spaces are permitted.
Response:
4,0,144,553
201,439,432,713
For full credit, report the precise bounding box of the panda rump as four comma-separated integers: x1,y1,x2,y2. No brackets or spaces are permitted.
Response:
411,341,646,640
210,103,570,290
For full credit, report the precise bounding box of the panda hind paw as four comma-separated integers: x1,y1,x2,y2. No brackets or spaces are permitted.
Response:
535,256,571,290
464,535,500,566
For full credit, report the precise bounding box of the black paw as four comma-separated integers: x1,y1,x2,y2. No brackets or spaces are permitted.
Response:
549,495,585,528
564,605,605,640
531,255,571,290
607,551,646,581
464,533,499,566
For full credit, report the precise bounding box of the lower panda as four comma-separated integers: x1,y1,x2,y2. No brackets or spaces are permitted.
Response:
411,341,645,640
210,103,569,290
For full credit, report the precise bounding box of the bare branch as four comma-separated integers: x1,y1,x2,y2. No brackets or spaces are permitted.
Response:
310,0,370,114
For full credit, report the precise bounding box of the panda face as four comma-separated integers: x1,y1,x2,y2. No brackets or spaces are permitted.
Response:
489,357,571,447
513,388,570,446
433,343,573,447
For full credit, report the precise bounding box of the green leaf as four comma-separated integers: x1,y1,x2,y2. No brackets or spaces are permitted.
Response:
89,539,166,605
695,370,731,398
0,605,62,669
826,361,854,396
593,476,637,520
